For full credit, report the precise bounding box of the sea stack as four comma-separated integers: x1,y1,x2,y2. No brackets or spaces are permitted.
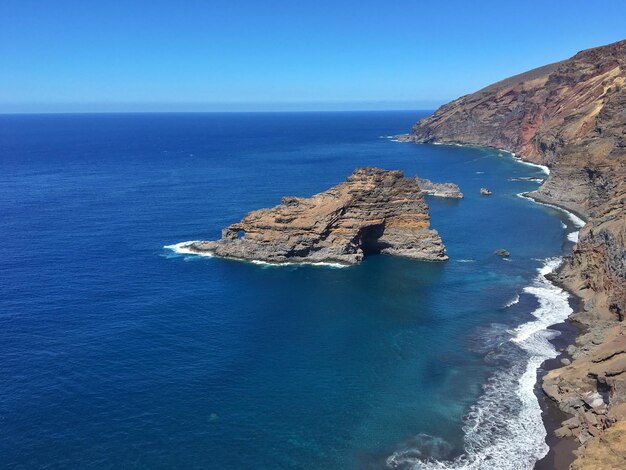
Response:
415,177,463,198
179,168,448,265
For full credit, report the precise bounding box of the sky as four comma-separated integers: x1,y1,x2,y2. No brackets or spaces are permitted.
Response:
1,0,624,113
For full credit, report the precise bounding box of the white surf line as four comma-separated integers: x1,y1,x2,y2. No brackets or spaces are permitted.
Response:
492,148,551,176
164,241,349,268
419,141,551,176
163,241,214,257
384,145,578,470
516,192,586,244
250,259,349,268
387,258,571,470
504,293,520,308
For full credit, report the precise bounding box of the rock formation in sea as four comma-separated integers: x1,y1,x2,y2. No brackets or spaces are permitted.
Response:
494,249,510,258
403,39,626,467
180,168,448,265
415,177,463,198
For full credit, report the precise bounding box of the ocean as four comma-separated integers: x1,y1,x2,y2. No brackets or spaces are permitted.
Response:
0,112,579,469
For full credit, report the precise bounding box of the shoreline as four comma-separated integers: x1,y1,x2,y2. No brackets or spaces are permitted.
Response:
463,144,590,468
533,271,587,470
405,140,589,468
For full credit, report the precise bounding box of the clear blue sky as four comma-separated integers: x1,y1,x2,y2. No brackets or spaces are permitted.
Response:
1,0,624,112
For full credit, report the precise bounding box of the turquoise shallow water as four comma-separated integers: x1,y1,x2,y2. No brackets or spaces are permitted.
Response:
0,112,577,468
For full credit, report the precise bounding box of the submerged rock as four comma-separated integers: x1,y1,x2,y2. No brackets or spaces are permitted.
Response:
494,249,510,257
181,168,448,265
480,188,492,196
415,177,463,198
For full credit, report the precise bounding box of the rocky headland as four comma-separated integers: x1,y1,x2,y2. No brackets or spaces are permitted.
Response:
403,40,625,468
179,168,448,265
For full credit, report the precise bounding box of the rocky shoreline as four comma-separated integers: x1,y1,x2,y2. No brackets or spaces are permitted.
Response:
403,39,625,468
535,294,584,470
176,168,448,265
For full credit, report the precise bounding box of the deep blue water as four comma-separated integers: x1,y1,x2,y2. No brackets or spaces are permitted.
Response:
0,112,576,469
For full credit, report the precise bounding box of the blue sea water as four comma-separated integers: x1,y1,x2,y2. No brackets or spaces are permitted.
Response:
0,112,578,469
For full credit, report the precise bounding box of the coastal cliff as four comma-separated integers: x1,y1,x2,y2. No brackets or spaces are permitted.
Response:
179,168,447,265
403,40,626,467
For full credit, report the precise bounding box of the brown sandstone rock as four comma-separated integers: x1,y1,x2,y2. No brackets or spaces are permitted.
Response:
570,421,626,470
181,168,448,265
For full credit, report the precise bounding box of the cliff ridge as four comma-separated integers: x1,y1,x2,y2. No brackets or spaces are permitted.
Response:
404,39,626,468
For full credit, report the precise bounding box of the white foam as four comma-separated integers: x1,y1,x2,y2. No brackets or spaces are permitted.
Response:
250,259,348,269
386,258,572,469
163,241,214,257
164,242,348,268
509,177,544,183
567,231,579,243
456,259,476,263
504,293,520,308
517,193,586,228
515,159,550,176
500,149,550,175
427,142,548,175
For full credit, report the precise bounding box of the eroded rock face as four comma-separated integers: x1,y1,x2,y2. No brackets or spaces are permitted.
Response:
403,39,626,465
182,168,447,265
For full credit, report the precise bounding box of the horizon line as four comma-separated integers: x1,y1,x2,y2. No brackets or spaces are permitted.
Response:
0,99,446,115
0,108,439,116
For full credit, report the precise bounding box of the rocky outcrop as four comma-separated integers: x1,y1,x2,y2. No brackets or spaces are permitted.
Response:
415,177,463,198
403,39,626,467
543,322,626,445
570,421,626,470
180,168,447,265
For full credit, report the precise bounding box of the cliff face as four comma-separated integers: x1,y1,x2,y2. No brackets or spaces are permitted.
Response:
404,40,625,467
182,168,447,265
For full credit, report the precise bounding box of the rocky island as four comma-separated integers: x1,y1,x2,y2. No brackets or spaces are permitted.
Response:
403,39,625,468
179,168,447,265
415,177,463,198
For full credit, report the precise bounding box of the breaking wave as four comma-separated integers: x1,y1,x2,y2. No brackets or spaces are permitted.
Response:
385,258,572,469
250,259,348,269
517,193,586,229
163,241,213,257
504,293,520,308
163,242,348,268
